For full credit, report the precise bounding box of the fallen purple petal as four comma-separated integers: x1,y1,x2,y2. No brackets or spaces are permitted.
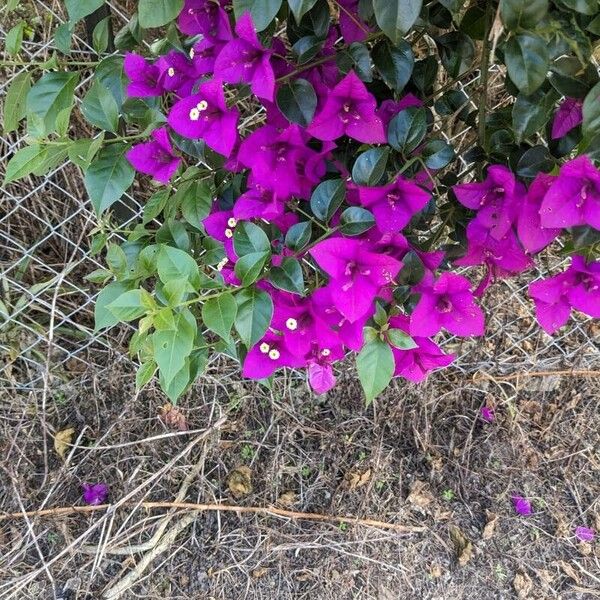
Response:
82,483,109,506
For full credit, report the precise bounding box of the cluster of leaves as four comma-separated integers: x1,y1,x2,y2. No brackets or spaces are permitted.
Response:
3,0,600,403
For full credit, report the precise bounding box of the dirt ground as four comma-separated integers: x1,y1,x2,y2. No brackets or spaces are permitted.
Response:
1,346,599,599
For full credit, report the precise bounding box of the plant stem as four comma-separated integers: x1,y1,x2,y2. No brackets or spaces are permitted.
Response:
478,3,493,156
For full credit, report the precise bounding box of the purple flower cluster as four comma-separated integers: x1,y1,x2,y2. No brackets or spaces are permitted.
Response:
453,156,600,333
121,3,600,394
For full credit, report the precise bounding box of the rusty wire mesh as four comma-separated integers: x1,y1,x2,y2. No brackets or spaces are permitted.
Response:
1,1,598,397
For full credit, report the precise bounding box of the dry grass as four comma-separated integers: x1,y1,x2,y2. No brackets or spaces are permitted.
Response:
1,357,599,599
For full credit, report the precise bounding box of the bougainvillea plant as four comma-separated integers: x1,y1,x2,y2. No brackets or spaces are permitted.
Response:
4,0,600,403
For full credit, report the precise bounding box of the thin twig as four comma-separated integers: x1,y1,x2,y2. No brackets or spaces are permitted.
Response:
473,369,600,383
0,502,425,533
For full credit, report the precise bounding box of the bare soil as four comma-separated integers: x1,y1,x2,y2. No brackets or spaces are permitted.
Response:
1,352,599,599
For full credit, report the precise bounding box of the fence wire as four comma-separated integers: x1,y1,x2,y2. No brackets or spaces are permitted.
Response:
1,1,598,395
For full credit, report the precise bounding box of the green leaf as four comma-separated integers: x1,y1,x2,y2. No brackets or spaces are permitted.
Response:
504,33,549,96
436,32,475,78
499,0,548,30
3,144,48,184
26,72,78,137
156,245,201,289
352,147,389,186
515,145,554,179
153,309,196,388
339,207,375,236
65,0,104,23
180,181,213,227
372,40,414,92
292,35,325,64
285,221,312,251
94,281,132,330
107,289,149,322
138,0,184,28
235,287,273,347
68,134,104,169
557,0,597,14
54,23,73,54
159,359,190,402
268,257,305,295
136,361,157,389
372,0,422,46
154,307,176,331
287,0,318,22
96,55,127,107
233,0,283,31
105,243,128,277
234,251,270,286
84,143,135,214
512,90,556,143
387,329,418,350
398,250,425,285
3,71,31,133
336,42,373,82
276,79,317,127
202,293,237,340
421,140,455,170
310,179,345,222
233,221,271,257
162,277,191,306
143,188,171,224
388,107,428,154
583,81,600,137
81,80,119,132
356,339,395,404
92,16,111,54
6,21,25,55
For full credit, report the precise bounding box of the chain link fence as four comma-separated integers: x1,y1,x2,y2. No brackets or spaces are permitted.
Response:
1,1,598,395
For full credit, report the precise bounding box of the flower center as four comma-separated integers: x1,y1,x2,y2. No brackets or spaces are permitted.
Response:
436,296,453,313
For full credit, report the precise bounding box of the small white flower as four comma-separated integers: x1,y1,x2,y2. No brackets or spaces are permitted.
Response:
216,258,228,271
259,343,271,354
321,348,331,357
167,67,175,77
197,100,208,111
189,48,195,59
189,107,200,121
285,318,298,331
224,228,233,238
268,349,281,360
227,217,237,228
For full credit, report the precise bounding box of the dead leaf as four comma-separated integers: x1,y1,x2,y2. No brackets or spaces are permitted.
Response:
578,541,593,556
54,427,75,460
159,403,188,431
252,568,268,579
482,510,499,540
449,525,473,567
277,491,297,507
430,564,442,578
513,571,533,599
228,466,252,498
344,468,371,490
558,560,581,584
407,480,434,508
